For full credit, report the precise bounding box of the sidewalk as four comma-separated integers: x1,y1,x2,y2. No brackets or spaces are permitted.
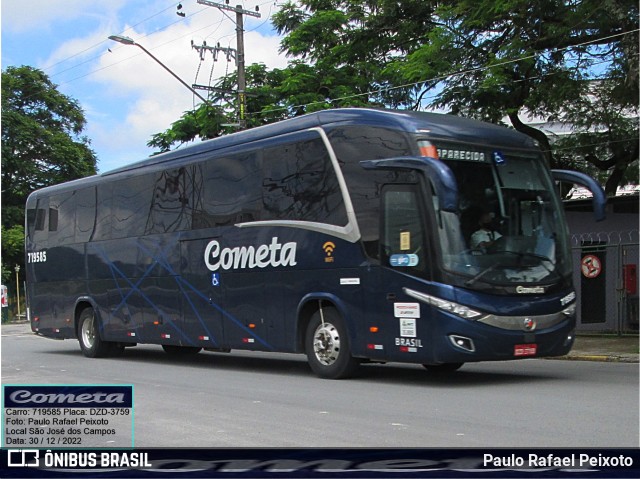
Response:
564,334,639,363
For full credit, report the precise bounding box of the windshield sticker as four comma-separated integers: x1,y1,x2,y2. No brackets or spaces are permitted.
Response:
400,231,411,250
390,254,419,267
492,151,506,165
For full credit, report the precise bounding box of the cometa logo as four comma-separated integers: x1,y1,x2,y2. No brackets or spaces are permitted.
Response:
323,241,336,263
204,237,297,271
8,390,126,405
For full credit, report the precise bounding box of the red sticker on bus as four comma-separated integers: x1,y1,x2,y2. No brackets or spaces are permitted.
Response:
514,344,537,357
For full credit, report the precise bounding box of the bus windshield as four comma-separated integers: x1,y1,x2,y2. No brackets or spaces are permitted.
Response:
428,143,572,290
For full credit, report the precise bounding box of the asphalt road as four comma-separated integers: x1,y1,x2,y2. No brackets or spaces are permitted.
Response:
2,322,638,448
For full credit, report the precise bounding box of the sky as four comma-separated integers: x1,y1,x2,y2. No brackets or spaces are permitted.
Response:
1,0,288,173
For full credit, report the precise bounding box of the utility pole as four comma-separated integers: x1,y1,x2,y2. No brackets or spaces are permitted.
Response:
191,40,238,97
195,1,260,129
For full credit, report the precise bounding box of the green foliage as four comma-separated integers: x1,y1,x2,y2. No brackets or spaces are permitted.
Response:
152,0,638,193
148,105,230,153
1,65,97,275
394,0,638,186
0,225,24,284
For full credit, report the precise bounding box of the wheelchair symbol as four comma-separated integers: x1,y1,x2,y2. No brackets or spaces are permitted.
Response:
212,273,220,287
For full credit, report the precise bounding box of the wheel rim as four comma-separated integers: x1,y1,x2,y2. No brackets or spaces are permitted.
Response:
313,322,340,366
81,316,95,349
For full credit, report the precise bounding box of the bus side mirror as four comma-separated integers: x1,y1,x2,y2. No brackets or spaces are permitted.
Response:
360,157,459,212
552,169,607,222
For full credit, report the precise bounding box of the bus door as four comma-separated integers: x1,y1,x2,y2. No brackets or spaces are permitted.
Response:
179,237,226,351
378,184,435,361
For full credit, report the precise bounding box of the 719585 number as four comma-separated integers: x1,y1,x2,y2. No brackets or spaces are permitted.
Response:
28,251,47,263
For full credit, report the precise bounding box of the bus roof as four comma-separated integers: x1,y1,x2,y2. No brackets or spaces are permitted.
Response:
104,108,536,176
27,108,537,199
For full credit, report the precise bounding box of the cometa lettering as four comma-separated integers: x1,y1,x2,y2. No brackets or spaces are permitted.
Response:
204,237,297,271
516,286,545,294
9,390,126,405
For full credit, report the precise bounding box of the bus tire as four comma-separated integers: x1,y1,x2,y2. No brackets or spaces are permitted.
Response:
77,308,113,358
422,362,464,373
305,307,360,379
162,345,202,355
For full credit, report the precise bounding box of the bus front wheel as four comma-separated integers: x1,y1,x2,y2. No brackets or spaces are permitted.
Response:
305,307,360,379
77,308,116,358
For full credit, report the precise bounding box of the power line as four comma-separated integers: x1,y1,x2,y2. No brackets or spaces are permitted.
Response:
20,2,283,95
43,2,184,76
246,28,640,120
54,11,243,89
45,1,244,82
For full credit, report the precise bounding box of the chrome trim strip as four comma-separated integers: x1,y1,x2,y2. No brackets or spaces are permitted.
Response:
478,311,569,331
236,127,362,244
236,219,359,243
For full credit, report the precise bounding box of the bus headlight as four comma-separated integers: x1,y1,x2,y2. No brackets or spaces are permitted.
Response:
403,288,484,320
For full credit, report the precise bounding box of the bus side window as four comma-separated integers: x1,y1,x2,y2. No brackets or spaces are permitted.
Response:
76,187,96,243
111,174,154,239
262,137,348,226
94,183,112,241
26,204,46,242
146,167,193,234
28,198,49,245
195,151,263,229
35,207,47,231
48,192,76,246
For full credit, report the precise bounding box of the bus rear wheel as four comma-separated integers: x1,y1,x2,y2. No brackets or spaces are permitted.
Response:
77,308,116,358
305,307,360,379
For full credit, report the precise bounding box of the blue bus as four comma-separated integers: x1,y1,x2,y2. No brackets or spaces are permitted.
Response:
25,108,606,378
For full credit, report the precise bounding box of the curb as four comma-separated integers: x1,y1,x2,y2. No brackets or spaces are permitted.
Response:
559,354,639,363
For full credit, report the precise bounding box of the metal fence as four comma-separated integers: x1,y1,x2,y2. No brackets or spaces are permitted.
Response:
570,230,639,334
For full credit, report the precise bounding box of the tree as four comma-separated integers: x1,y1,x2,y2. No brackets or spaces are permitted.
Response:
152,0,638,193
148,60,381,153
392,0,638,193
1,65,97,283
149,1,436,152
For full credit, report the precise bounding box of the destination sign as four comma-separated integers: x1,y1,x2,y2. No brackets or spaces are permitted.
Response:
436,148,486,162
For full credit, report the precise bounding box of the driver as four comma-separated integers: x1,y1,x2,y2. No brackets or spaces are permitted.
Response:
470,212,502,250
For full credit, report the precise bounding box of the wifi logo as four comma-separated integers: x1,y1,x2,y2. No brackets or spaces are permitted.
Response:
322,241,336,263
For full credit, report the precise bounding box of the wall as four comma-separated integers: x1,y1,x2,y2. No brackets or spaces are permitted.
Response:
564,196,639,333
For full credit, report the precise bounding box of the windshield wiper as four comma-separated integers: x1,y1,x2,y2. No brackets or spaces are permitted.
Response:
465,263,501,287
490,250,554,272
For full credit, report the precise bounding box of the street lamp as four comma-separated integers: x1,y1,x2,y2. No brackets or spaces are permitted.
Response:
108,35,211,105
14,264,20,320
